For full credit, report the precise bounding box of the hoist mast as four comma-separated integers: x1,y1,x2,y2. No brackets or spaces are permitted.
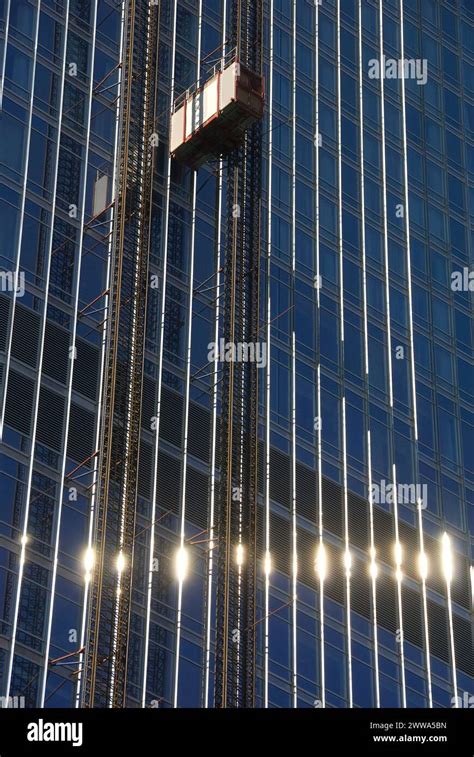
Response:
214,0,263,708
82,0,159,708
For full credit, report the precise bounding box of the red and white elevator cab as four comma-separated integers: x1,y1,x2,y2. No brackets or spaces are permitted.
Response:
170,55,264,169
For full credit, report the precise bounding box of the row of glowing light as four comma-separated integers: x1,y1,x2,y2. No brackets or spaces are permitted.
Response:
79,532,471,589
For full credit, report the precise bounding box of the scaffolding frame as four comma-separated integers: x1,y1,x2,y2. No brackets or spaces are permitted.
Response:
82,0,159,708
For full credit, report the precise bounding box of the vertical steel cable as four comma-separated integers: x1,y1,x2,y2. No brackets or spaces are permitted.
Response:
378,0,407,708
336,0,353,708
141,0,179,709
173,0,203,708
204,0,228,709
314,0,326,709
290,0,298,709
264,0,274,710
399,0,433,707
358,0,380,707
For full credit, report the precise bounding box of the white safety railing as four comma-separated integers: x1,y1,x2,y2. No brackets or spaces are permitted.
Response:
172,46,237,113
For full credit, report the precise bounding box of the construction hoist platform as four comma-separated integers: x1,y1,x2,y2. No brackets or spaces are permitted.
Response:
170,51,264,169
168,0,264,708
82,0,159,708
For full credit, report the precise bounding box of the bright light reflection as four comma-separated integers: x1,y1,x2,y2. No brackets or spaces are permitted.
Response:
441,532,453,584
116,551,125,575
394,542,402,566
84,547,95,578
418,552,428,580
176,546,188,582
315,544,327,581
264,551,272,577
236,543,245,567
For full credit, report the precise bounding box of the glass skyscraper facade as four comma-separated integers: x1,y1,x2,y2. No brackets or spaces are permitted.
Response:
0,0,473,710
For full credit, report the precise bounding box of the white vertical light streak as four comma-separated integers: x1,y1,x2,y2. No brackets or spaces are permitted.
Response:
358,0,380,707
204,0,227,709
109,546,126,706
3,0,71,705
172,0,203,709
263,0,274,711
235,206,247,707
314,1,325,709
399,0,433,707
317,365,325,707
141,0,178,708
378,1,406,708
342,396,353,707
336,0,353,708
291,329,297,708
40,0,99,708
442,533,458,701
203,168,221,708
0,0,41,439
290,0,297,709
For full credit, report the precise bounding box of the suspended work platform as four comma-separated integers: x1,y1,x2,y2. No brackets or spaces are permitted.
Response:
170,53,264,169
